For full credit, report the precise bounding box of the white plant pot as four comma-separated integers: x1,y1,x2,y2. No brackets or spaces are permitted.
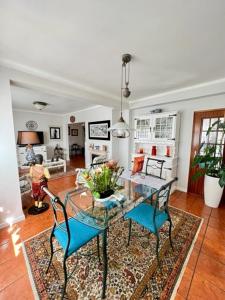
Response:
204,174,224,208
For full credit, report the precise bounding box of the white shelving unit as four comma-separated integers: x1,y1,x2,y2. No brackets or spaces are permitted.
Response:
132,111,180,185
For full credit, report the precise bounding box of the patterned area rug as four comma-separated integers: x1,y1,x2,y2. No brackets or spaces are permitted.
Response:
23,207,202,299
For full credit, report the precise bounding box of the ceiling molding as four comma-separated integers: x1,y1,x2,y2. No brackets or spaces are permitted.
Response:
13,105,106,117
62,105,104,116
0,60,122,108
12,108,63,116
129,77,225,109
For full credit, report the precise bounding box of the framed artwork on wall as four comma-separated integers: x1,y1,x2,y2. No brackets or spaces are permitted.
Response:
71,129,78,136
49,127,61,139
88,120,111,140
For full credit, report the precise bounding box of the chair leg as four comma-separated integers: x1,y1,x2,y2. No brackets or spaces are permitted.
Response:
46,231,54,273
102,229,108,299
155,231,160,266
61,256,68,300
97,235,101,264
169,220,174,251
127,219,132,246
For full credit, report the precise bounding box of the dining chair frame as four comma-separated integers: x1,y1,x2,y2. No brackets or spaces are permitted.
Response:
90,160,109,169
145,157,165,179
43,187,103,299
126,177,177,265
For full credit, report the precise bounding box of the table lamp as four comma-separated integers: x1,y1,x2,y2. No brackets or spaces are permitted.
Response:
17,131,40,164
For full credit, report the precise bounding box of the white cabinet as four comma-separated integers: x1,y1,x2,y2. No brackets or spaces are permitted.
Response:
134,116,151,140
152,113,177,142
134,112,178,143
132,111,180,191
17,145,47,167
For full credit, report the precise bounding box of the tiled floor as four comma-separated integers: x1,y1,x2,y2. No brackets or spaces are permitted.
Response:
0,177,225,299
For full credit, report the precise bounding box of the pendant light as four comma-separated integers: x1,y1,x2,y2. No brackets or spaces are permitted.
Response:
33,101,49,110
108,54,132,138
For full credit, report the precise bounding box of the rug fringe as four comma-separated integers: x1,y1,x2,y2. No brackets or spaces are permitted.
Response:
22,243,40,300
170,217,204,299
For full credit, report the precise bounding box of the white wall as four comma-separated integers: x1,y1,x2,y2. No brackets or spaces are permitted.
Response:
13,110,64,158
111,109,130,169
0,74,24,228
64,106,114,166
131,94,225,191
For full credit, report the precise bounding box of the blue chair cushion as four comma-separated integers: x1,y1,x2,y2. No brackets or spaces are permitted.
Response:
54,218,102,256
124,203,168,233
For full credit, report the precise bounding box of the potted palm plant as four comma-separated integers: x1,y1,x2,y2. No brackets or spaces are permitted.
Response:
192,119,225,208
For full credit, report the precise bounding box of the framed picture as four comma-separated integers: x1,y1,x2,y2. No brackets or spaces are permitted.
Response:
71,129,78,136
88,120,110,140
49,127,61,139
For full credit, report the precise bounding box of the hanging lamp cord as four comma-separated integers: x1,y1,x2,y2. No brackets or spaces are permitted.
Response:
125,61,130,87
120,63,124,118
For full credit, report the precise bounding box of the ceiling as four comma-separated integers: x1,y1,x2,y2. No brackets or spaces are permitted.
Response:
11,84,95,114
1,0,225,105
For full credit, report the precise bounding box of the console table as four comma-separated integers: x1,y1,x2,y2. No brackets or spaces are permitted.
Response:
44,159,66,173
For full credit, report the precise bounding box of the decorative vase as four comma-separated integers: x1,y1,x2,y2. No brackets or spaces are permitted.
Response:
151,146,157,156
94,189,115,202
204,174,224,208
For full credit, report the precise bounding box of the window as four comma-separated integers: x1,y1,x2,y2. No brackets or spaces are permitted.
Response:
200,117,224,157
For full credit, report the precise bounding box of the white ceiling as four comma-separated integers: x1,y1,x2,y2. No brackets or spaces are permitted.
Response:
11,84,95,114
1,0,225,105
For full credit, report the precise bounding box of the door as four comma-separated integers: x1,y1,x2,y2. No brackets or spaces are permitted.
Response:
188,108,225,199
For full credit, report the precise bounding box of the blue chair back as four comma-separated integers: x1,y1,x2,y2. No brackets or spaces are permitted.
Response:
42,187,72,248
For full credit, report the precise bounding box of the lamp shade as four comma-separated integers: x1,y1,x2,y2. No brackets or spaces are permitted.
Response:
108,116,130,138
17,131,40,145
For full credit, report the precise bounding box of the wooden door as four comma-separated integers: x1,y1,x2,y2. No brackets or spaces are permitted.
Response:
188,108,225,199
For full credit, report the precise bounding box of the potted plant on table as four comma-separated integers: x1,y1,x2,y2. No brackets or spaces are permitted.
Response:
192,119,225,208
82,161,124,200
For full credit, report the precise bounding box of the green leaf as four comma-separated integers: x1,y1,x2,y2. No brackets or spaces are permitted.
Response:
93,191,100,199
192,170,205,181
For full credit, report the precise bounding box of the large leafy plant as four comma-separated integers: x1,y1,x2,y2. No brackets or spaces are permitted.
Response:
82,161,124,199
192,119,225,188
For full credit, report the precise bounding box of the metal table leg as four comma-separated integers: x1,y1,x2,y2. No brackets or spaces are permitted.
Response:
102,228,108,299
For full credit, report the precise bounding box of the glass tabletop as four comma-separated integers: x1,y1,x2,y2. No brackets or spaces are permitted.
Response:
57,177,158,230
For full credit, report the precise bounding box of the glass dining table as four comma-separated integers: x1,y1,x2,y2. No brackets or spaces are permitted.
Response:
57,176,166,299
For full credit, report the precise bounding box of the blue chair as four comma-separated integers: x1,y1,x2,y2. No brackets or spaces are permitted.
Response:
44,187,103,299
124,177,177,265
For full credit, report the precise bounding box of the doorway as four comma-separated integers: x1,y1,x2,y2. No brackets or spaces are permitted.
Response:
188,108,225,201
68,122,85,168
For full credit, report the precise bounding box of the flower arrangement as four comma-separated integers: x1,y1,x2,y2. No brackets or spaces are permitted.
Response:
82,160,124,199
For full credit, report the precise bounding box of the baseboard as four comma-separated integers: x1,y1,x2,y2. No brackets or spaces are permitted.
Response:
0,213,25,229
176,186,188,193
